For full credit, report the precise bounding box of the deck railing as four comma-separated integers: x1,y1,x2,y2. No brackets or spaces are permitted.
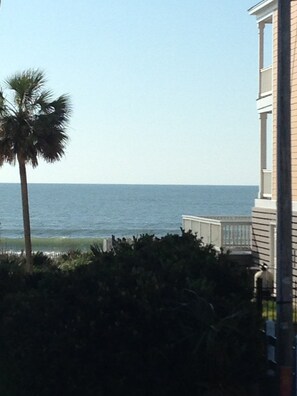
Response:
262,169,272,198
182,215,252,251
260,66,272,97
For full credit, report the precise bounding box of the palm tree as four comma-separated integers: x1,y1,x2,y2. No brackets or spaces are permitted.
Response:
0,69,71,273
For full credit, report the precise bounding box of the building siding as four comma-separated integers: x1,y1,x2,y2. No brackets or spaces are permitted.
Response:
252,207,275,267
252,207,297,280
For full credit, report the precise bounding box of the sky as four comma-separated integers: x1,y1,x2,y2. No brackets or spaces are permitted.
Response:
0,0,260,185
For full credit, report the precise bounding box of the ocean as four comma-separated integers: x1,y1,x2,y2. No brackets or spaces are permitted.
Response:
0,184,257,253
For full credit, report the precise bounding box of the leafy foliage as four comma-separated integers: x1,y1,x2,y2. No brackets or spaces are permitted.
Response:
0,232,263,395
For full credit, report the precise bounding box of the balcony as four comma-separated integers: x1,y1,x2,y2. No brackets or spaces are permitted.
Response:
262,169,272,198
182,215,252,252
260,66,272,97
257,66,272,112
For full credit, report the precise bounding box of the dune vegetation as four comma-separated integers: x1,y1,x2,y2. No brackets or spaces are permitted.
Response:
0,231,264,396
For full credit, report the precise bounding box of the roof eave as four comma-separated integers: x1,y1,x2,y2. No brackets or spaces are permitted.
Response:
248,0,277,21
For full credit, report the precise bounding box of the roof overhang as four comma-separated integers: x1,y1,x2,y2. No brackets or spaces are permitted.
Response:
248,0,277,22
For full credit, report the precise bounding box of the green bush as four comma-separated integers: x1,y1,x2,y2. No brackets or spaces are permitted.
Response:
32,251,56,271
0,253,25,273
0,232,263,396
56,250,91,271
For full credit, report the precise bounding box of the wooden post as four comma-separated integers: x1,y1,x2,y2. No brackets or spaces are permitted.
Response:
258,21,265,97
276,1,293,395
256,277,263,315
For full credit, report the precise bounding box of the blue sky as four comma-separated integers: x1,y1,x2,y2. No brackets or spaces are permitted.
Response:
0,0,259,185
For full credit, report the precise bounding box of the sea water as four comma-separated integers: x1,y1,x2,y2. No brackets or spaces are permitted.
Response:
0,184,257,253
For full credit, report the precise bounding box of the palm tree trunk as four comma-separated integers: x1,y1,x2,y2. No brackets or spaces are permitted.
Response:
18,156,33,273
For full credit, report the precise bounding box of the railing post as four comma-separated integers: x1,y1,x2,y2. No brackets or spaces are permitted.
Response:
295,336,297,396
256,277,263,315
219,221,224,248
266,320,277,376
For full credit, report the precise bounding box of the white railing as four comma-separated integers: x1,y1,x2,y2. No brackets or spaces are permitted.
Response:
262,169,272,198
260,66,272,97
182,215,252,251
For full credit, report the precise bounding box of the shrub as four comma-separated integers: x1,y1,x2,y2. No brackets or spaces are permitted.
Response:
0,232,263,396
32,251,56,271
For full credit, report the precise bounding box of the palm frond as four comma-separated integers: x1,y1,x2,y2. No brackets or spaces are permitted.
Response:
0,90,9,117
50,94,72,124
0,119,17,165
34,89,53,113
0,69,71,168
6,69,46,111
